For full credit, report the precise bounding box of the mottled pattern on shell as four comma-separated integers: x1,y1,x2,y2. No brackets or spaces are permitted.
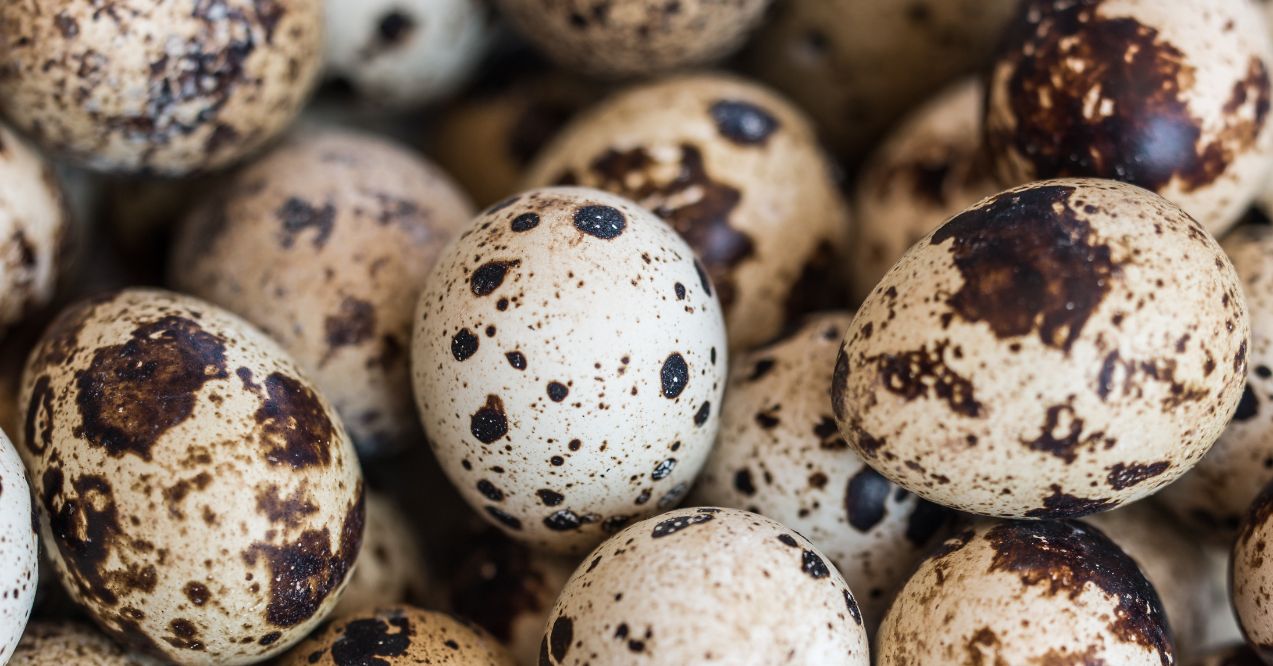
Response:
277,606,515,665
0,431,37,662
11,622,144,665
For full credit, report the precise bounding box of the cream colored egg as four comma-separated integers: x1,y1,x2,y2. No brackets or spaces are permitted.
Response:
18,289,364,664
0,125,70,333
277,606,515,665
10,622,149,665
331,490,427,617
1232,482,1273,663
0,429,36,662
834,179,1249,518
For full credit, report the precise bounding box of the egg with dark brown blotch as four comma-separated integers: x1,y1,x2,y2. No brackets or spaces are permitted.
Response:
986,0,1273,236
878,520,1175,664
0,430,37,662
0,124,71,334
1231,481,1273,661
10,622,150,665
277,606,515,665
692,312,951,630
331,490,427,618
170,127,475,458
834,179,1249,518
411,187,727,554
0,0,323,175
19,289,364,664
525,73,851,351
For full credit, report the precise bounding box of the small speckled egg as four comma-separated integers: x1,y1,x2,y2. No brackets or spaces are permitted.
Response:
0,125,71,333
495,0,770,79
851,79,999,303
834,179,1249,518
1188,644,1263,665
170,127,475,457
331,490,427,617
540,507,868,664
0,429,37,662
743,0,1018,159
19,288,364,664
525,73,851,351
278,605,515,665
324,0,493,108
412,187,727,554
986,0,1273,236
879,520,1175,665
691,312,951,629
0,0,324,175
11,622,147,665
1232,482,1273,662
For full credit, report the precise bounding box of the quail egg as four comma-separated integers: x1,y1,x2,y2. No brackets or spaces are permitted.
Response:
11,622,147,665
0,429,37,662
19,288,364,664
0,124,71,334
1232,481,1273,662
277,605,515,665
834,179,1249,518
331,490,427,617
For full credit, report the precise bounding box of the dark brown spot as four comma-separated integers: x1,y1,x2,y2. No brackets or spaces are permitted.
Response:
651,458,676,480
651,510,715,538
543,510,583,531
733,468,756,496
1235,382,1259,421
868,341,982,417
660,353,689,399
1024,401,1105,463
550,616,573,662
547,382,569,402
253,373,335,469
709,99,780,146
693,401,711,426
324,297,375,350
477,480,504,502
905,500,951,547
471,261,519,296
511,213,540,232
276,197,335,249
573,205,626,239
845,467,891,531
506,351,527,370
470,395,508,444
184,582,210,606
485,506,523,531
451,329,479,362
255,484,319,527
23,374,53,456
536,489,564,506
375,11,415,45
801,550,830,579
331,612,411,665
1025,484,1117,518
1106,461,1170,490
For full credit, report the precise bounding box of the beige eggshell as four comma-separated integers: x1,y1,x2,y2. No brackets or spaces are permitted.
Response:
1232,482,1273,662
0,0,323,175
691,312,951,629
494,0,769,79
278,606,515,665
834,179,1249,518
986,0,1273,236
412,187,727,554
851,78,999,302
0,125,70,333
18,288,364,664
879,520,1175,664
0,430,36,662
1188,644,1263,665
331,490,427,617
743,0,1018,159
541,507,869,665
10,622,150,665
525,73,851,351
170,127,474,457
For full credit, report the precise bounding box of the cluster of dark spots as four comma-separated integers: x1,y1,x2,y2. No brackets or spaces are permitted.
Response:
651,509,715,538
324,297,375,352
471,260,519,296
254,484,318,527
868,341,982,417
470,395,508,444
985,521,1174,665
733,468,757,496
1106,461,1170,490
254,373,335,469
549,616,573,662
451,328,479,361
845,466,891,531
546,382,569,402
165,618,204,651
573,205,626,239
1025,484,1117,518
660,353,689,399
486,506,523,531
276,197,336,249
75,316,228,460
1024,400,1111,463
1235,382,1260,420
510,212,540,232
651,458,676,480
477,480,504,502
709,99,780,145
931,184,1117,351
1097,351,1211,409
536,489,564,506
330,613,412,665
506,351,527,370
543,510,583,531
24,374,54,455
801,550,830,579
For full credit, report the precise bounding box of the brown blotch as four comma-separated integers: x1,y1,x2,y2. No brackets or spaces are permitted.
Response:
1023,401,1109,464
324,297,375,351
253,373,335,469
255,484,319,527
1025,484,1117,518
276,197,335,249
23,374,53,456
1106,461,1170,491
868,341,982,417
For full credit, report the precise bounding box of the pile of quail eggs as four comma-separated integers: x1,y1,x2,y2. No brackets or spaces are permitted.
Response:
7,0,1273,664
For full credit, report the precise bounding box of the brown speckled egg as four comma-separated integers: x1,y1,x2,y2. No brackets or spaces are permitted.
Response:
691,312,951,629
1188,644,1263,665
743,0,1018,159
412,187,727,554
0,125,71,333
0,0,323,175
525,73,851,351
879,520,1175,665
11,622,146,665
18,288,364,664
541,507,869,664
170,127,475,457
851,79,999,303
0,430,37,662
278,606,515,666
834,178,1249,518
1160,224,1273,538
1232,481,1273,661
494,0,770,79
331,490,427,617
986,0,1273,236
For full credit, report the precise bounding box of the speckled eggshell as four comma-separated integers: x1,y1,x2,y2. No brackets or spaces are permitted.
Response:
850,79,999,303
0,429,37,662
1188,644,1263,665
324,0,493,108
540,507,868,664
1232,481,1273,661
411,187,728,554
170,127,475,457
0,0,324,175
524,73,851,351
879,520,1175,665
691,312,951,629
494,0,770,79
834,178,1249,518
10,622,148,665
0,125,70,333
278,606,515,666
331,490,427,617
986,0,1273,236
743,0,1018,159
18,288,365,664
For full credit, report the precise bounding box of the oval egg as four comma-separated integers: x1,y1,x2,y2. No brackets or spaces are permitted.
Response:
0,429,36,662
277,605,515,665
1232,481,1273,660
11,622,143,665
0,124,71,334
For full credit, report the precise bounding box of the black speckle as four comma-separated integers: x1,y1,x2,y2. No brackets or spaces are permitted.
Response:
694,402,711,426
801,550,830,579
330,614,411,664
844,590,862,625
511,213,540,232
1235,382,1259,421
660,353,689,399
451,329,479,361
550,616,574,662
651,511,714,538
471,261,518,297
777,534,798,547
470,395,508,444
506,351,527,370
547,382,569,402
845,467,891,532
477,480,504,502
709,99,780,145
674,282,687,300
573,205,626,239
694,261,712,296
544,510,582,531
536,489,564,506
651,458,677,480
485,506,522,530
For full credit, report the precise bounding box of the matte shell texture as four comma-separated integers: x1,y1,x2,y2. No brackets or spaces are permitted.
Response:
692,312,951,629
278,606,515,665
10,622,146,665
878,520,1175,665
0,0,324,175
1233,482,1273,661
19,289,365,664
170,128,475,457
525,73,851,351
411,187,728,553
1188,644,1263,665
324,0,493,108
0,125,70,333
986,0,1273,236
331,490,427,618
851,79,999,303
1160,224,1273,538
0,430,37,662
833,179,1249,518
541,507,869,665
494,0,770,79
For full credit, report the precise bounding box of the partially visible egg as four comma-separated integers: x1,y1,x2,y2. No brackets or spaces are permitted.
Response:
986,0,1273,236
331,490,427,617
10,622,146,665
278,606,515,665
525,73,851,350
834,179,1248,518
0,429,36,662
1232,481,1273,661
692,312,951,629
412,188,727,553
0,124,71,333
19,289,364,664
541,507,869,665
